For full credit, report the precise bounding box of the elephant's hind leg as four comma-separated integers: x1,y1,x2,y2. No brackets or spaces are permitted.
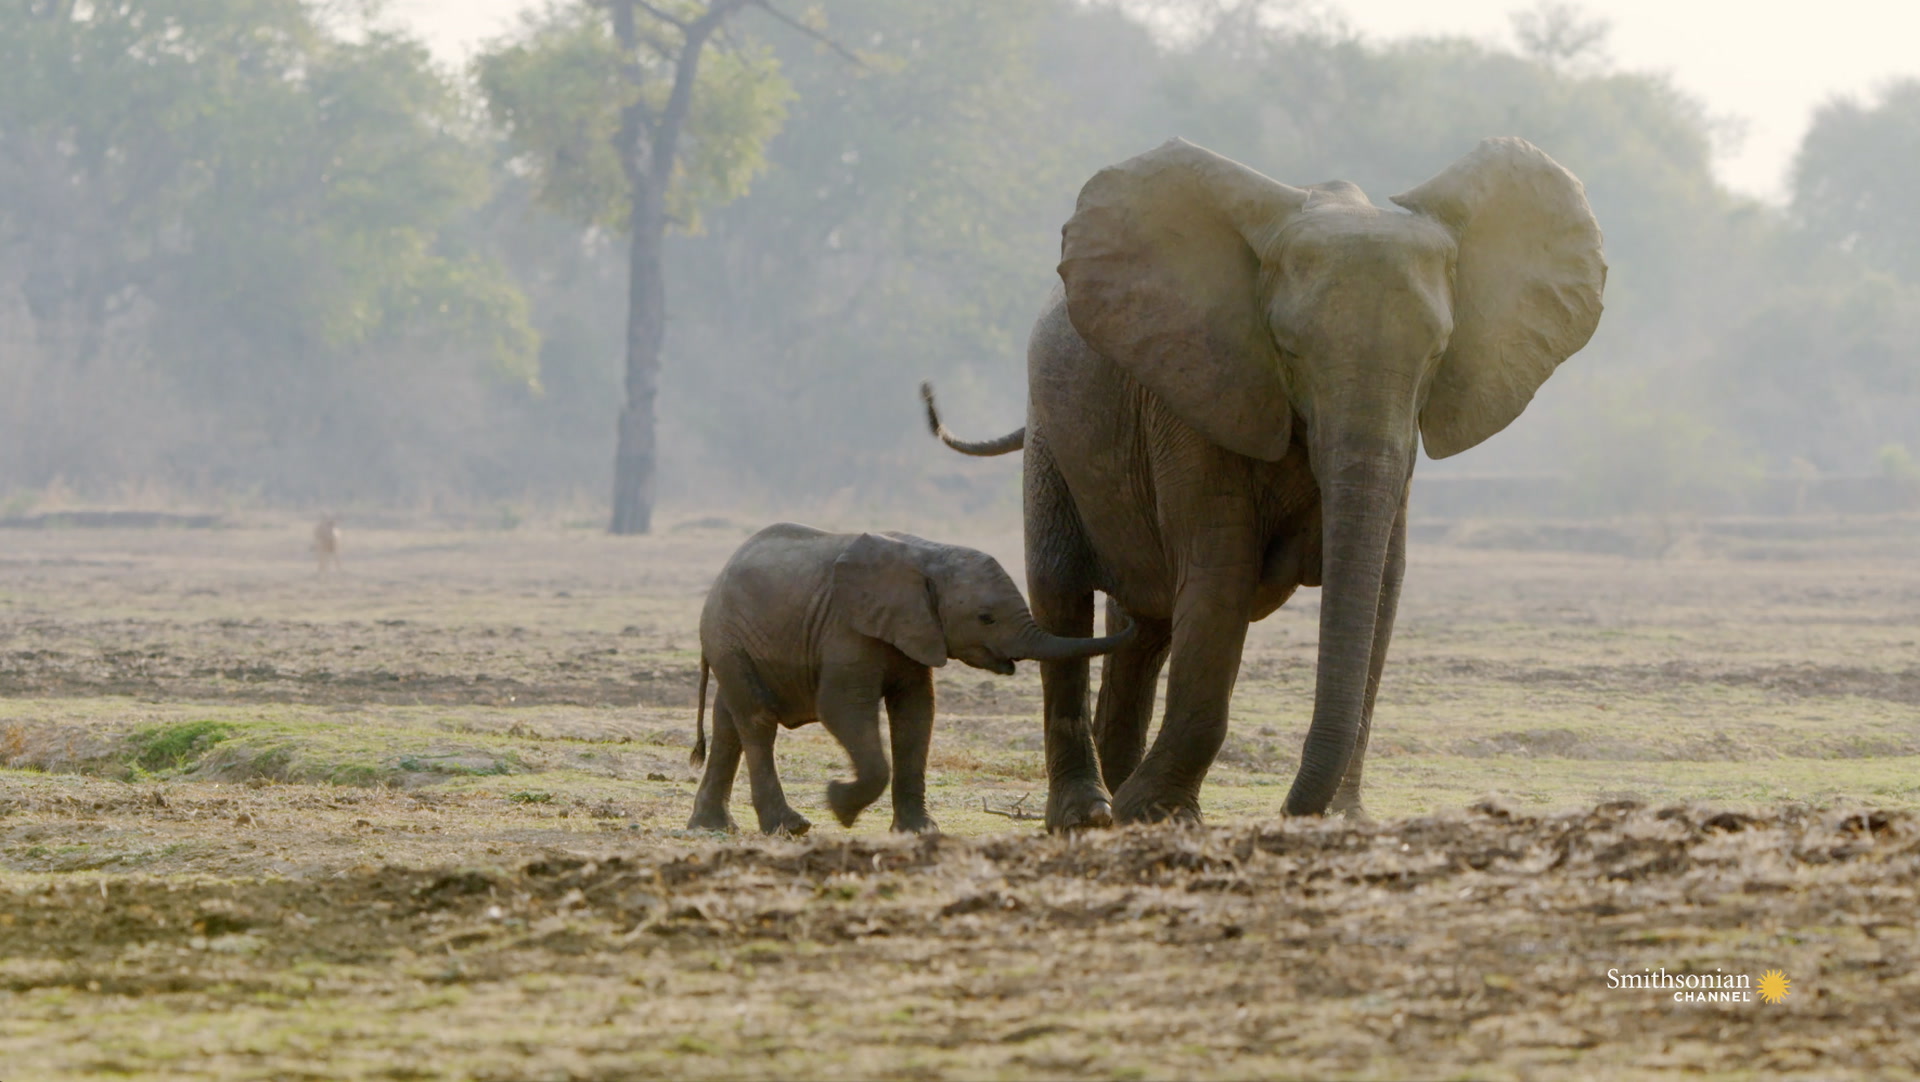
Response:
730,703,811,836
687,699,743,831
1027,438,1111,832
1092,600,1172,793
708,654,809,835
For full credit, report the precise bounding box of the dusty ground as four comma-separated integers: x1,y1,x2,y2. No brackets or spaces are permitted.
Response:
2,512,1917,1079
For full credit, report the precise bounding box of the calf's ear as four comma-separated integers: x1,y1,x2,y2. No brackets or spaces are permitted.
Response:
832,533,948,668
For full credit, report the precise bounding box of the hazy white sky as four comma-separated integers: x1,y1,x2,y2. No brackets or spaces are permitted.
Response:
391,0,1920,203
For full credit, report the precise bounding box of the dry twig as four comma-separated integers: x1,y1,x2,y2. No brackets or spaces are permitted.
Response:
981,793,1043,821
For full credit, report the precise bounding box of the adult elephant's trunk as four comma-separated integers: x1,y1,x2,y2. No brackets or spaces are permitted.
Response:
1285,434,1409,816
1006,615,1135,661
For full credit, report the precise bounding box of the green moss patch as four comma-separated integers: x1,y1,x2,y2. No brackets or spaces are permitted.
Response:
127,720,235,775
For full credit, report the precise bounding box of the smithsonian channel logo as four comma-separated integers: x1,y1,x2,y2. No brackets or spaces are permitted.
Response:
1606,967,1793,1004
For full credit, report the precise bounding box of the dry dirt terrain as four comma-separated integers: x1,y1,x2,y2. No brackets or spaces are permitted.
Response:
2,513,1917,1079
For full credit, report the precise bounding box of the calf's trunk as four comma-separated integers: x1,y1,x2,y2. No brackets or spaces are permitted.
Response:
1006,615,1135,661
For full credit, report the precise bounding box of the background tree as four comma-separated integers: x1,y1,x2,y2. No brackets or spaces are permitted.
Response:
1792,80,1920,281
7,0,1920,517
0,0,534,502
476,0,799,534
1510,1,1612,69
662,0,1074,508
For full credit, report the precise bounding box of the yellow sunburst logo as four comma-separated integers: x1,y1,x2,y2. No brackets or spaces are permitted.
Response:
1757,969,1792,1004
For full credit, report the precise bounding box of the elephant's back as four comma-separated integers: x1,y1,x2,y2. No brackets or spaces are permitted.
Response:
701,523,841,655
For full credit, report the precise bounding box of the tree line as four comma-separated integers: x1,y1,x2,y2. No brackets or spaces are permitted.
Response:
3,0,1917,524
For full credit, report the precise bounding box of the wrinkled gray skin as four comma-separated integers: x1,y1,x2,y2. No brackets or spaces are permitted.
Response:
924,137,1605,830
687,523,1133,835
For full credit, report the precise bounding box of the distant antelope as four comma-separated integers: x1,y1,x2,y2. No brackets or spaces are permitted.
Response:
313,516,341,573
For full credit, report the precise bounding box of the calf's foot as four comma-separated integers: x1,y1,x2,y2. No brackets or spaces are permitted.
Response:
891,807,939,834
686,805,738,832
756,805,811,837
827,779,887,827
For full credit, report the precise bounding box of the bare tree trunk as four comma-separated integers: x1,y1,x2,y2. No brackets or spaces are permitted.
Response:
610,197,666,535
606,0,751,536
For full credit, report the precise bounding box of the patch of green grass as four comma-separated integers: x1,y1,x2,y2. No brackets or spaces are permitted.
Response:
669,1035,715,1055
127,720,235,774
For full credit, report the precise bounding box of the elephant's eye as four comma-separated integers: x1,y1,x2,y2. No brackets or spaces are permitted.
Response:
977,612,995,625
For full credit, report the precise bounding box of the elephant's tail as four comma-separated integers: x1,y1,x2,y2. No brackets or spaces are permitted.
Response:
920,382,1023,456
690,656,710,768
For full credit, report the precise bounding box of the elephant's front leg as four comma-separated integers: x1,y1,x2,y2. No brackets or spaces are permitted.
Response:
1110,564,1257,824
817,668,891,827
1329,502,1407,822
1026,443,1109,833
1092,599,1173,793
1031,586,1108,832
687,698,743,831
884,670,938,833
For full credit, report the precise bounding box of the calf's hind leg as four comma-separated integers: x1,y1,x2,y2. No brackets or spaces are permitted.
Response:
686,699,743,831
708,655,811,836
731,702,812,836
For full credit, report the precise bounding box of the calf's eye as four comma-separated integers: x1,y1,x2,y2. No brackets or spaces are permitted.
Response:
978,613,995,625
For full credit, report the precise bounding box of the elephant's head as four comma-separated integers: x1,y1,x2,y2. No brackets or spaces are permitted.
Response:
832,532,1134,674
1058,137,1605,814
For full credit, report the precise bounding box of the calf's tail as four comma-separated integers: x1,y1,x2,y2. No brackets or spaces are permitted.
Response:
690,656,710,768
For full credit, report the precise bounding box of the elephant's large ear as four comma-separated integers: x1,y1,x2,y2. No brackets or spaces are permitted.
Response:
832,533,947,669
1059,139,1310,462
1392,137,1606,459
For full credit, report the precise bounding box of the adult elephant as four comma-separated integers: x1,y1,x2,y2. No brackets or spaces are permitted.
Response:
922,137,1604,829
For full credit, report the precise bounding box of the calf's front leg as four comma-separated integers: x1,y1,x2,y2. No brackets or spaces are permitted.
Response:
817,667,890,827
884,670,938,833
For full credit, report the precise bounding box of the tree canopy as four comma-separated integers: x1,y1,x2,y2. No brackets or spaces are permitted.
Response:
4,0,1917,514
1793,80,1920,282
1,0,533,500
474,4,793,235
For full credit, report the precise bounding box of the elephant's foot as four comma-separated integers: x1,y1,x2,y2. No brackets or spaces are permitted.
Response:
1328,775,1372,822
686,805,738,832
1045,775,1114,833
891,808,939,834
756,806,812,837
1111,776,1202,825
826,780,884,827
1329,797,1373,824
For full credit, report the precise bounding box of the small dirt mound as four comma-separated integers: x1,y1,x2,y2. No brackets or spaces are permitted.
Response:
4,802,1917,1078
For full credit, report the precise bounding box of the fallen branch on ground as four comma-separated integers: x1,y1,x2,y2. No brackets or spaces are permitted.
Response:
981,793,1043,821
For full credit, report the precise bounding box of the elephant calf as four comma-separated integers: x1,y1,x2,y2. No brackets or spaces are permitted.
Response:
688,523,1132,835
